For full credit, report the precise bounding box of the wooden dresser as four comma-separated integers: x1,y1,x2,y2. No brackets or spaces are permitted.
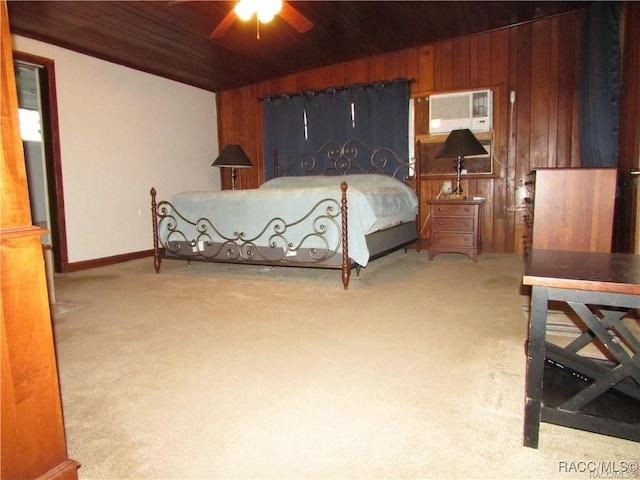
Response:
1,2,80,477
529,168,617,253
427,199,484,262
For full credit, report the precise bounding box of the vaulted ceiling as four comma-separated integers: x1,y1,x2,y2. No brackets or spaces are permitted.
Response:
8,1,588,93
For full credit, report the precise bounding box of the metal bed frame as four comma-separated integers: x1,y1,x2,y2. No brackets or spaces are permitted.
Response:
150,139,420,289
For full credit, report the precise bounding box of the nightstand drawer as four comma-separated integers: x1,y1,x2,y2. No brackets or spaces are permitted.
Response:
431,232,475,247
432,217,474,232
427,199,484,262
433,204,475,217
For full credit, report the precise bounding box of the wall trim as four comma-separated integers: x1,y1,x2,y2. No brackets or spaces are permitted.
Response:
66,250,153,272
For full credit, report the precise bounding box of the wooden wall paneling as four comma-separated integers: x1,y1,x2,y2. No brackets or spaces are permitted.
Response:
515,22,534,183
252,85,265,187
234,85,252,190
477,33,493,87
517,24,538,252
348,57,370,85
414,96,428,138
405,48,419,85
256,84,271,185
614,1,640,252
570,11,582,168
397,49,409,79
243,84,261,189
216,11,589,254
557,14,579,169
489,29,511,253
546,16,561,168
322,63,342,88
506,26,526,254
369,53,388,80
215,93,233,190
366,56,383,81
416,45,435,93
300,66,323,90
452,37,471,88
481,87,500,251
433,42,446,90
479,177,496,252
531,20,553,169
551,12,582,170
469,35,480,86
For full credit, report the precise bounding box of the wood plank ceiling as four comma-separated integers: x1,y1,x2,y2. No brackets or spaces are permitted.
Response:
8,1,587,93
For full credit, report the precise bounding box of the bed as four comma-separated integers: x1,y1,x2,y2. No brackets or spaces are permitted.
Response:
150,139,420,289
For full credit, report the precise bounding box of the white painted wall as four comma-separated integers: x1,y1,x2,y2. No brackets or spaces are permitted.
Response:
12,35,220,263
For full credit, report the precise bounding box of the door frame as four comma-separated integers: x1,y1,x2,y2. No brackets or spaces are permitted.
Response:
13,51,69,272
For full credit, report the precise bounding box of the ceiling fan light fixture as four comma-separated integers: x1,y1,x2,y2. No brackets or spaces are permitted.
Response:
257,10,275,24
234,0,255,21
234,0,283,24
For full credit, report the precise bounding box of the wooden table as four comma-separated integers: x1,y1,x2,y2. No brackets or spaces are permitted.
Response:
522,249,640,448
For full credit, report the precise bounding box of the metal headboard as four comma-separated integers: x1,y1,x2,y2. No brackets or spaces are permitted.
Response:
273,139,418,185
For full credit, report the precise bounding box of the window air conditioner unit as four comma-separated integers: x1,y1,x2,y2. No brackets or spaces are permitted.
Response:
428,89,492,134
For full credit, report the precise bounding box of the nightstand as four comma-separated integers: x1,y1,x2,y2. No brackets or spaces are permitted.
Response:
427,198,484,262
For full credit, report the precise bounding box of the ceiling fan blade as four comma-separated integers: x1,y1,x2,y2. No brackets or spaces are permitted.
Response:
279,2,313,33
210,9,237,38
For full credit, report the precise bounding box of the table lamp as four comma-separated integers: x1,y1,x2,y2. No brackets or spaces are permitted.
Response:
212,144,253,190
436,129,487,199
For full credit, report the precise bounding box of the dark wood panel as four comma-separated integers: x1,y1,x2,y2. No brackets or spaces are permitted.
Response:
217,10,587,255
531,19,553,169
8,1,589,93
557,14,580,169
532,168,617,252
614,2,640,253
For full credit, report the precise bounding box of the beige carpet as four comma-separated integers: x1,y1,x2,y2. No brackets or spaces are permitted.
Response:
51,251,639,479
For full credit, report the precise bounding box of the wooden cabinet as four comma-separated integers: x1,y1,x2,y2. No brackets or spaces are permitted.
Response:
427,199,484,262
1,2,79,478
530,168,617,253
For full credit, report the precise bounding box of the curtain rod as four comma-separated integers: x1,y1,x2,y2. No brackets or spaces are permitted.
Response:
257,77,415,102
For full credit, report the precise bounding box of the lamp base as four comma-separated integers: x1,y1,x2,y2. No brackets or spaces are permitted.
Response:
449,192,466,200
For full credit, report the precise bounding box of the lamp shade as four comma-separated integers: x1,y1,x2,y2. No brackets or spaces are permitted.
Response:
436,129,487,158
212,144,253,168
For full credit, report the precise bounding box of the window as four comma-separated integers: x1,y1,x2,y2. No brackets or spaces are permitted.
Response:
18,108,42,142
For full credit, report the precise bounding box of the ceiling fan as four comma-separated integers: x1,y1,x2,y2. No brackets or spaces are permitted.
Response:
210,0,314,39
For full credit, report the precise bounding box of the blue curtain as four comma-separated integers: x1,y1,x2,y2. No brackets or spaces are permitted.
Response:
303,88,352,147
578,2,621,168
351,80,409,157
263,79,410,180
263,94,306,180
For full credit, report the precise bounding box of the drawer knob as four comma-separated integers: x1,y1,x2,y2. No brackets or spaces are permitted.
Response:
464,208,470,212
464,222,469,226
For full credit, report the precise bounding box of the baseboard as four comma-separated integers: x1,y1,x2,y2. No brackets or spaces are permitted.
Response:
65,249,153,272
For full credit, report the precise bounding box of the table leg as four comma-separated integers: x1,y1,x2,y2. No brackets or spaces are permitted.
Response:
524,285,549,448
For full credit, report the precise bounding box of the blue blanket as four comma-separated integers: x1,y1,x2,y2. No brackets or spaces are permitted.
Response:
160,175,418,266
